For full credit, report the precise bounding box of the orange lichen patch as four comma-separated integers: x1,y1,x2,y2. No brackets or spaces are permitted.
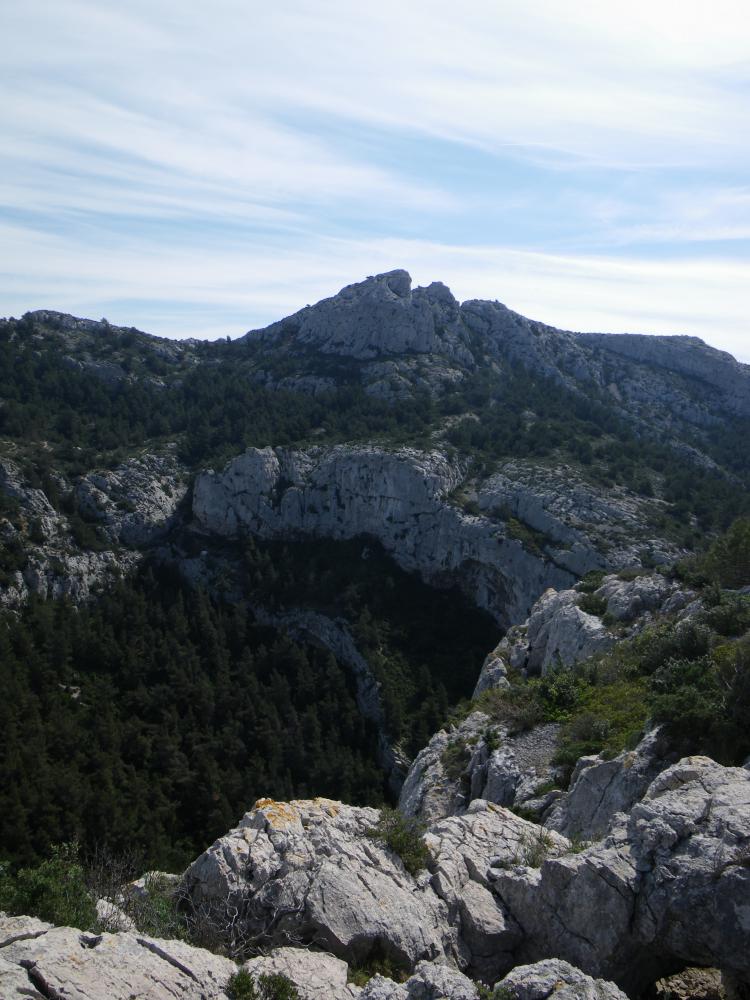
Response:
311,797,341,817
253,798,301,830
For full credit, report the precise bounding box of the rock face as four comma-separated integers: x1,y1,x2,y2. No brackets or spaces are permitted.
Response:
192,446,679,626
0,451,186,608
250,270,473,367
481,571,697,686
546,727,674,840
503,588,615,676
192,445,575,625
244,271,750,436
490,757,750,993
496,958,628,1000
76,451,188,547
575,332,750,420
0,917,235,999
399,713,562,826
183,797,453,968
244,946,358,1000
425,801,568,981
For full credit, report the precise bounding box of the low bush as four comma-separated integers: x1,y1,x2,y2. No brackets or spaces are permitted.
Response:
577,592,607,617
226,970,300,1000
366,808,431,876
0,842,96,929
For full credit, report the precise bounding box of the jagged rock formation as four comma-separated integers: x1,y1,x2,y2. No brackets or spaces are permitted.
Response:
181,756,750,995
480,570,697,681
243,271,750,433
398,712,562,825
183,797,454,967
492,757,750,993
0,451,186,608
545,727,674,840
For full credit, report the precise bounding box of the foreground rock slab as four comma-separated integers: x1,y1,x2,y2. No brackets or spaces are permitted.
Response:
0,918,235,999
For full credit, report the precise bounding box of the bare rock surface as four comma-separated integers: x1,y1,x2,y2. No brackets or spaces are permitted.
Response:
192,444,575,626
0,954,45,999
546,728,674,840
183,797,453,967
491,757,750,992
426,801,568,980
497,958,628,1000
0,451,185,608
478,572,698,688
244,946,358,999
358,960,479,999
76,451,188,547
399,713,562,826
0,917,235,999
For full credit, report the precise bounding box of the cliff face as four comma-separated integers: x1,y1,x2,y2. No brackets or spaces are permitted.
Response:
192,444,680,626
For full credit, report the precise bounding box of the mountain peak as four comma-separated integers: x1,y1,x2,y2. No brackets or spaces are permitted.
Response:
246,269,464,362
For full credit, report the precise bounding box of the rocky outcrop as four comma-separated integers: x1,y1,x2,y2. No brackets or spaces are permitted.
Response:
192,444,576,625
362,960,480,999
496,958,628,1000
399,713,562,825
425,801,568,981
0,451,187,608
183,797,454,968
479,572,697,685
243,271,750,441
575,332,750,420
76,450,188,547
490,757,750,993
546,728,674,840
192,446,679,626
249,270,473,366
504,588,615,676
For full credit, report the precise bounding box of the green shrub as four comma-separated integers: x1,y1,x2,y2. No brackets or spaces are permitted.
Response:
226,970,300,1000
348,949,410,987
577,570,606,593
441,738,472,779
577,592,607,617
474,684,545,734
366,808,431,876
0,843,96,929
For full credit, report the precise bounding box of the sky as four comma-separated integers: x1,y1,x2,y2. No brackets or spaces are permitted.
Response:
1,1,749,360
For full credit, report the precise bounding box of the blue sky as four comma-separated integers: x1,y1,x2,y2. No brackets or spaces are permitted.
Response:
1,0,749,360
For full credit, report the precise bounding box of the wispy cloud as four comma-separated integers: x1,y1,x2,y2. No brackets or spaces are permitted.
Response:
0,0,748,357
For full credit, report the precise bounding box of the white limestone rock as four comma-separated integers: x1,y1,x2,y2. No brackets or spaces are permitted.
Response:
546,728,673,840
243,946,358,1000
425,800,568,980
0,920,235,1000
490,757,750,993
0,954,45,999
193,444,575,626
76,451,188,547
399,714,562,825
497,958,628,1000
183,797,453,968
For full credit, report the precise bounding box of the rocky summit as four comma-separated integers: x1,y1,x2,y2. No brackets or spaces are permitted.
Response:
1,273,750,999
